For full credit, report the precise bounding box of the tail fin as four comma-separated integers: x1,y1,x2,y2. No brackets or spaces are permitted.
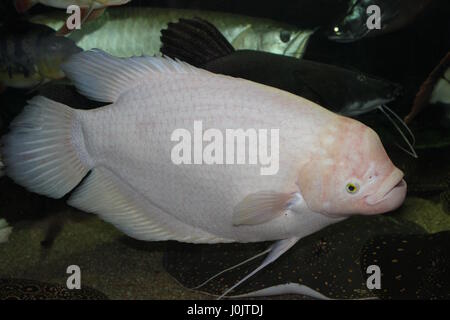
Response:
160,18,235,67
0,219,12,244
2,96,89,199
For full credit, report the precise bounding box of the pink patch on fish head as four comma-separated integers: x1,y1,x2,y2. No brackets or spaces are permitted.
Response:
297,117,406,217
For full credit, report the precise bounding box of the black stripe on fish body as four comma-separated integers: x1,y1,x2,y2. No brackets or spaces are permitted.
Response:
360,232,450,299
13,31,26,61
0,36,34,80
0,22,58,81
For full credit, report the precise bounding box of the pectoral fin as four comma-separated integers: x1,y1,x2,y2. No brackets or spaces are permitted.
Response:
218,237,301,299
233,191,295,226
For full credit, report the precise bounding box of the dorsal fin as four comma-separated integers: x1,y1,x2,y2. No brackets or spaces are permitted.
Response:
160,18,235,67
61,49,200,103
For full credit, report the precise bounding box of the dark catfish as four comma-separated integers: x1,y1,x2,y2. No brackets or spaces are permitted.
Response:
161,18,402,116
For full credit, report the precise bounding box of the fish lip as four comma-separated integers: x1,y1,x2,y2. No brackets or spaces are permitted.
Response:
365,170,406,206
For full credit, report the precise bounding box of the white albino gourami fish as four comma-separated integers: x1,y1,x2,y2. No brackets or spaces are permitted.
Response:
2,50,407,296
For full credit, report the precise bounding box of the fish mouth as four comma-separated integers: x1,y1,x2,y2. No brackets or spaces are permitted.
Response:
283,29,315,58
365,168,407,212
340,80,403,116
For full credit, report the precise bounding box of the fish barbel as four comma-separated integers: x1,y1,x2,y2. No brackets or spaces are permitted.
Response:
30,7,314,58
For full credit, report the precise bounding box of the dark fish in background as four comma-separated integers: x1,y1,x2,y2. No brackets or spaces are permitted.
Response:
0,278,108,300
160,18,403,117
163,216,424,299
327,0,433,42
405,52,450,125
0,21,82,92
360,231,450,299
161,18,419,157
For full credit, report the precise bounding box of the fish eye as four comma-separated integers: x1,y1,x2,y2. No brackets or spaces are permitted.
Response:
346,182,359,194
280,30,291,43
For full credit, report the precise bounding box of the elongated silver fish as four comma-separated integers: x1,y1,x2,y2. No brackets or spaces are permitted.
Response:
30,7,314,58
2,50,407,295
